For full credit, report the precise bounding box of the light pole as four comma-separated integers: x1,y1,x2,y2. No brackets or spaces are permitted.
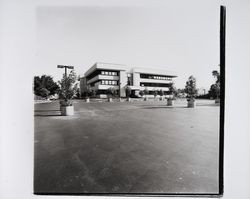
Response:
57,65,74,78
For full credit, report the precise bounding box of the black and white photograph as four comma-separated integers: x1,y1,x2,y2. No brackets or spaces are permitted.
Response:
34,0,223,195
1,0,250,198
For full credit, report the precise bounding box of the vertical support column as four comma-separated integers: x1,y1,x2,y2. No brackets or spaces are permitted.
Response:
119,71,127,97
219,5,226,195
133,73,140,86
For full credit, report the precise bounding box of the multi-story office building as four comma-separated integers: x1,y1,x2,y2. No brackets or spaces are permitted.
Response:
80,62,177,98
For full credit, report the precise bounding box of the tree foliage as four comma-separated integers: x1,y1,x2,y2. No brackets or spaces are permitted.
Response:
139,90,144,97
38,88,50,98
159,89,164,96
212,70,220,84
143,88,149,95
34,75,59,98
210,70,220,99
169,83,177,97
184,76,197,99
58,70,78,101
153,90,158,97
209,83,220,99
107,87,117,98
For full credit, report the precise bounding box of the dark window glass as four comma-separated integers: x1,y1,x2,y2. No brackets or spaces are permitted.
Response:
140,82,171,87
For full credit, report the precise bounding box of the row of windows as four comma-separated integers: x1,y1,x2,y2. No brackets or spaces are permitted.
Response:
140,82,172,87
101,71,118,76
140,74,172,81
101,80,118,85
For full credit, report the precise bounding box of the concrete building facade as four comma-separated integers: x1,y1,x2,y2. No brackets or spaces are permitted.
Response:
80,62,177,98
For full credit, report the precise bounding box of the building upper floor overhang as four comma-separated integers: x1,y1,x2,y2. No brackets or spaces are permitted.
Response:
131,67,177,78
84,62,128,77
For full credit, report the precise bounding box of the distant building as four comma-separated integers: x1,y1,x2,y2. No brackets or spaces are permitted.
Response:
80,62,177,98
197,87,207,96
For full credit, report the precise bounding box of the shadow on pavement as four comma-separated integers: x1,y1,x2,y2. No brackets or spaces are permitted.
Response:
138,104,219,109
35,110,61,117
35,110,60,112
138,106,188,109
196,104,220,107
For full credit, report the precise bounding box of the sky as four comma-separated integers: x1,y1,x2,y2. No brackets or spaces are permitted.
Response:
36,0,222,91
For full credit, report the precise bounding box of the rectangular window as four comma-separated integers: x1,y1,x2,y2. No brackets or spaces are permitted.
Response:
101,71,105,75
108,80,112,85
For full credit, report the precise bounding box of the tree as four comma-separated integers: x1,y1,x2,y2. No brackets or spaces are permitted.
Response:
209,83,220,99
107,87,117,98
159,89,164,96
153,90,158,98
58,70,78,103
91,89,96,97
34,75,59,97
212,70,220,84
143,88,149,95
184,76,198,99
139,90,144,97
83,86,92,98
169,83,177,98
210,70,220,99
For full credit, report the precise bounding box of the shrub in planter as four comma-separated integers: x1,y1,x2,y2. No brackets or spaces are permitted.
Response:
58,70,78,116
125,86,132,102
84,87,91,103
139,90,144,99
167,98,174,106
159,89,164,101
107,87,116,102
108,97,113,102
184,76,198,108
166,83,176,106
187,98,196,108
153,90,158,100
143,88,149,101
60,100,74,116
215,98,220,103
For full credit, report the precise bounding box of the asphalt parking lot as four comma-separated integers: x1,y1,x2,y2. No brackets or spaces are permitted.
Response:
34,99,220,194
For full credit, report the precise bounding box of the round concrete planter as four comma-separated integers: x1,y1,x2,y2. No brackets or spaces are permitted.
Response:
187,99,196,108
61,105,74,116
215,98,220,104
127,97,131,102
167,99,174,106
86,98,90,103
108,98,113,102
119,98,123,102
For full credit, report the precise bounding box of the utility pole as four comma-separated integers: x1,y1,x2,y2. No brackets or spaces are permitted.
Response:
219,5,226,195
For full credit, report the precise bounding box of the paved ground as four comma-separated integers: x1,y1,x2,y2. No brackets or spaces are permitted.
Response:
34,99,220,194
